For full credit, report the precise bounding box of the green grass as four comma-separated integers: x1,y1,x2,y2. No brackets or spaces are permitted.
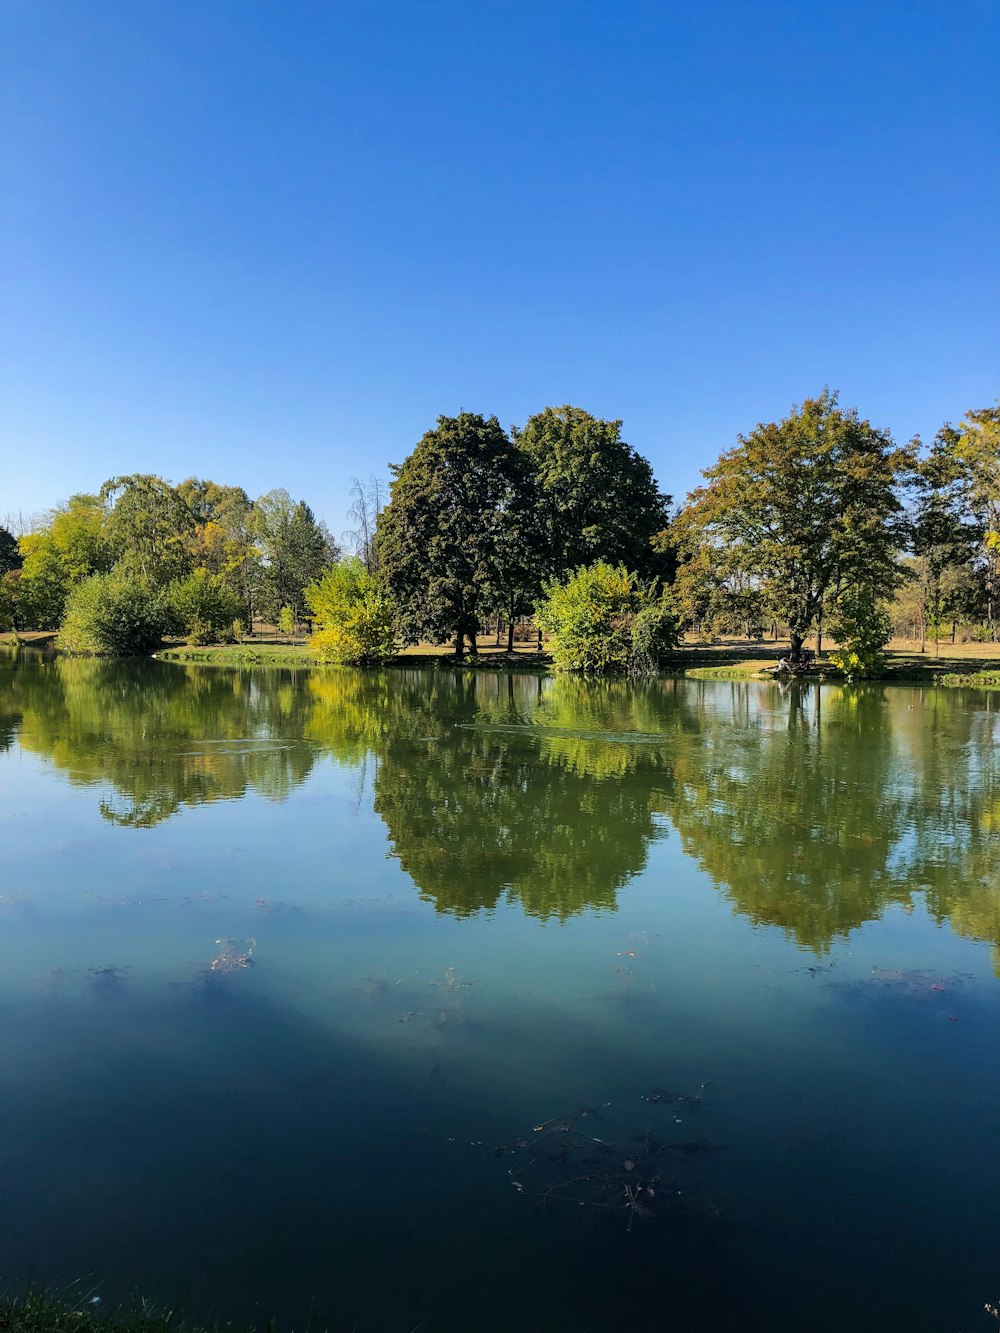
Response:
0,1286,331,1333
935,670,1000,688
681,661,778,680
0,1289,219,1333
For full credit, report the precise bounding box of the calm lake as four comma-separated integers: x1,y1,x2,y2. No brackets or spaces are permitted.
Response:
1,653,999,1332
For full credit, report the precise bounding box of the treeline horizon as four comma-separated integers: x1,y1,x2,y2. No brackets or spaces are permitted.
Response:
1,392,998,672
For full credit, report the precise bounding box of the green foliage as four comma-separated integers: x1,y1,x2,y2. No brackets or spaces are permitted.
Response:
57,573,168,656
15,495,111,628
18,532,71,627
0,570,21,630
166,569,243,644
0,526,21,573
278,605,296,637
676,390,912,660
828,587,893,680
514,405,671,578
941,402,1000,634
536,561,679,675
253,489,336,622
101,474,195,585
305,557,397,665
375,412,543,656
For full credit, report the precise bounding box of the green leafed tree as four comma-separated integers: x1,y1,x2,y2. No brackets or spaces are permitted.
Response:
513,405,671,579
101,475,195,585
253,489,336,624
306,556,397,665
674,390,914,662
375,412,544,658
942,402,1000,635
0,527,21,575
16,495,111,628
908,427,981,651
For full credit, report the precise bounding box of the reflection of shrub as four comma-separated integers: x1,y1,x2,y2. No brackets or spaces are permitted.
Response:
58,573,167,656
306,558,396,665
536,562,679,675
166,570,242,644
828,587,893,681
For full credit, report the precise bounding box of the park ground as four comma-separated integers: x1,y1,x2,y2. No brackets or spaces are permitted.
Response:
6,630,1000,686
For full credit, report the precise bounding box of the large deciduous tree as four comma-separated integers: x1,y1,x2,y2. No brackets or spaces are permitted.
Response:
513,405,671,578
0,527,21,575
17,494,111,628
909,427,980,652
675,390,913,662
945,403,1000,635
101,475,195,585
253,489,335,623
375,413,543,658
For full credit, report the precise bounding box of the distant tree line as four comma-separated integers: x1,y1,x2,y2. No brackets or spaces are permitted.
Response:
0,477,336,653
1,394,998,672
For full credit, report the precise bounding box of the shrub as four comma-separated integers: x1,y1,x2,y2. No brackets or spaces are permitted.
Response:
535,562,679,675
166,569,243,644
828,586,893,681
57,573,168,656
305,557,397,665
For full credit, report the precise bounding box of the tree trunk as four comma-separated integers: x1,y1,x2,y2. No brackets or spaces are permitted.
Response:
507,617,515,653
495,612,502,647
454,631,465,660
789,631,805,663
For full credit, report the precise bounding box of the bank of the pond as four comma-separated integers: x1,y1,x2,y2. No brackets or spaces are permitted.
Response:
0,1289,300,1333
11,631,1000,686
154,642,553,670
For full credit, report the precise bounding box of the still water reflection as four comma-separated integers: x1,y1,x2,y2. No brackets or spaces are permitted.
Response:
1,653,999,1332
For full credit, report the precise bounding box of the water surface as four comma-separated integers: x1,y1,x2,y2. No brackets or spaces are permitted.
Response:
1,654,998,1332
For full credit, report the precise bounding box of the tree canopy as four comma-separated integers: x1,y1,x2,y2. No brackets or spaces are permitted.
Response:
675,390,914,660
375,413,543,658
514,405,671,578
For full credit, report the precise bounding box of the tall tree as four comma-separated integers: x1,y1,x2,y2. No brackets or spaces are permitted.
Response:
513,405,671,578
675,390,914,662
909,428,980,652
0,527,21,575
101,475,195,585
177,478,259,626
253,489,335,623
16,495,111,628
944,403,1000,635
375,412,543,658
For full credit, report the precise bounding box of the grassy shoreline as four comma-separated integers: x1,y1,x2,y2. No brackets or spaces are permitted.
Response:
0,1288,251,1333
9,631,1000,686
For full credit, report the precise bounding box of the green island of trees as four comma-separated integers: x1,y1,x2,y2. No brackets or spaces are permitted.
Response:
3,393,1000,677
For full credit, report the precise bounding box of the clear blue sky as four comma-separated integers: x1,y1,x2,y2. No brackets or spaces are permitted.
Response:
2,0,997,535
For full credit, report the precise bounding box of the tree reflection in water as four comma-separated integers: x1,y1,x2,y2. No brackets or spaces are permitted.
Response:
5,652,1000,964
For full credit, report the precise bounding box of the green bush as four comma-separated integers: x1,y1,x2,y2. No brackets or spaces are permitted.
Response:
165,569,243,644
535,561,679,675
306,558,397,665
57,573,168,656
828,587,893,681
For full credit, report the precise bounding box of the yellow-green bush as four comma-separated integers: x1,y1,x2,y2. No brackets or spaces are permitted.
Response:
306,558,396,665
